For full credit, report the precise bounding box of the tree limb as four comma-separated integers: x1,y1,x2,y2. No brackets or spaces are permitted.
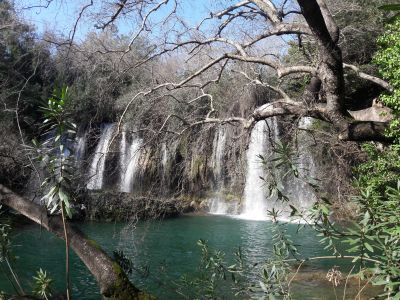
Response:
343,63,392,92
95,0,128,30
251,0,281,23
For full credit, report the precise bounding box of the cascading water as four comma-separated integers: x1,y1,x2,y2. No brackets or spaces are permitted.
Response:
87,124,115,190
162,143,168,173
120,130,142,193
289,117,317,209
75,132,87,161
239,117,317,221
240,120,276,220
209,126,228,214
211,127,226,179
83,118,318,216
119,130,127,191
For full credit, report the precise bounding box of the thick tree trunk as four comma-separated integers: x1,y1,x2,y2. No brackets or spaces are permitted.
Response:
249,100,391,142
0,184,153,300
340,121,391,142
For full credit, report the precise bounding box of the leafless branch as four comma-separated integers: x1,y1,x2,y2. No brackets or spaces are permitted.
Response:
343,63,392,92
95,0,128,30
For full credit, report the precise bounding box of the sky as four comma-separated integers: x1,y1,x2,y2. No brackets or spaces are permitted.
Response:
14,0,289,60
16,0,217,42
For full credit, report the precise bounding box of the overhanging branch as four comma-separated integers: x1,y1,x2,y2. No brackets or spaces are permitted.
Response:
343,63,392,92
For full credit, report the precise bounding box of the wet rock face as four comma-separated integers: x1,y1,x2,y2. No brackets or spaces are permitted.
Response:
83,191,186,221
104,152,121,188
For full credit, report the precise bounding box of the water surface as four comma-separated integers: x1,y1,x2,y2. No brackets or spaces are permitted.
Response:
0,215,376,299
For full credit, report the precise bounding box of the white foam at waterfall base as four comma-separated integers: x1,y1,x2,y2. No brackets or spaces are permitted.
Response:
87,124,115,190
120,131,142,193
208,126,229,215
209,197,229,215
239,121,269,221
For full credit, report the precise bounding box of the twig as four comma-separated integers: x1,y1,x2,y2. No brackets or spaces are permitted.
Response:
342,265,355,300
15,59,42,182
354,269,378,300
284,255,381,265
287,260,304,293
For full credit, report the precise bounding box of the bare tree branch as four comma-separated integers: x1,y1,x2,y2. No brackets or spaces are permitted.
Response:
343,63,392,92
124,0,171,53
251,0,281,23
95,0,128,30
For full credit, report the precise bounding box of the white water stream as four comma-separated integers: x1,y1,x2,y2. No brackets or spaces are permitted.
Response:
119,130,142,193
75,131,87,161
87,124,115,190
85,118,317,220
162,143,168,174
291,117,318,208
239,120,275,220
209,126,228,214
238,117,316,221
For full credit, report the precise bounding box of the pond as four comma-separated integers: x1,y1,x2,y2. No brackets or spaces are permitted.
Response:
0,215,378,299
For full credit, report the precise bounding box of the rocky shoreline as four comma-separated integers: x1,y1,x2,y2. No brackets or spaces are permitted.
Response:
79,191,213,222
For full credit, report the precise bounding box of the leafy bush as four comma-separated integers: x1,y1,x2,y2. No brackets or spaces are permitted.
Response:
351,15,400,298
33,269,53,300
374,16,400,142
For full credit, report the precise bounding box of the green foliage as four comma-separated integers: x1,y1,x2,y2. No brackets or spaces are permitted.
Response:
36,86,77,218
380,4,400,11
0,291,6,300
176,239,246,299
0,0,55,129
374,16,400,141
342,183,400,297
255,220,298,299
257,141,294,204
356,143,400,194
0,221,25,296
325,0,393,66
33,268,53,300
32,86,76,299
0,1,54,191
258,135,399,298
349,16,400,298
356,13,400,228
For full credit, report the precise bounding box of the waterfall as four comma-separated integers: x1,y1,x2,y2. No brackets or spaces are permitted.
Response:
211,127,226,179
75,131,87,160
209,126,228,214
240,120,271,220
120,130,142,193
209,198,229,215
239,117,317,221
162,143,168,172
87,124,115,190
290,117,317,209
